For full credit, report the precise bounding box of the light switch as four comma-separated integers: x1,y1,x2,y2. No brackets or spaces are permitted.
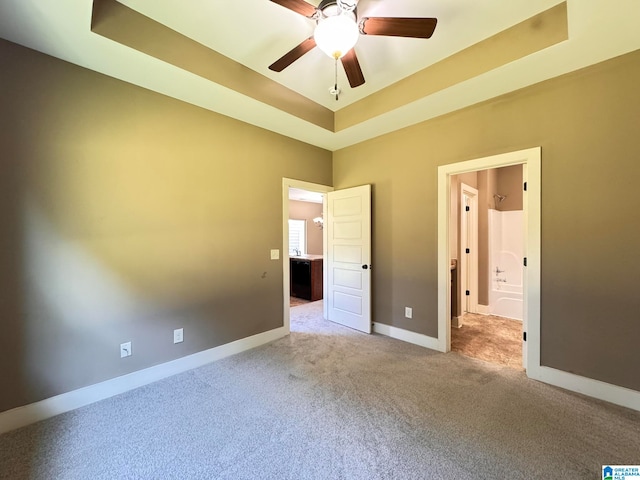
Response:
270,249,280,260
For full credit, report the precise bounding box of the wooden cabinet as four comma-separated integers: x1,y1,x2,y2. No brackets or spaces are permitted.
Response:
290,257,323,301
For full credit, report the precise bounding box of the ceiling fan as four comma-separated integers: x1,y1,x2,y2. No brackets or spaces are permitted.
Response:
268,0,437,96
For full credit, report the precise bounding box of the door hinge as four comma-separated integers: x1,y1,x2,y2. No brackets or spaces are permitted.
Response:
523,257,527,267
465,248,470,254
523,332,527,342
465,290,470,296
465,205,470,212
524,181,527,191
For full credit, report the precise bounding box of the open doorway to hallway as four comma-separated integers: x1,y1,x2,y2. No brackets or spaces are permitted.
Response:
450,165,524,369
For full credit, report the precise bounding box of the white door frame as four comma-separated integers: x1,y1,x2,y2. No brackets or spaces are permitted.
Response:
437,147,541,374
459,183,479,316
282,178,333,333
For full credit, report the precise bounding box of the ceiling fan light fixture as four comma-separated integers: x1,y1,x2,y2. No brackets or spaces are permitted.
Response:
314,14,359,59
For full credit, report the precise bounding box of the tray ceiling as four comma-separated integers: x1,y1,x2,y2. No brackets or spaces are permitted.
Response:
1,0,640,150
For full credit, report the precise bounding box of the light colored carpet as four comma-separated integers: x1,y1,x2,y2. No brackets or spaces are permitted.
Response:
1,301,639,479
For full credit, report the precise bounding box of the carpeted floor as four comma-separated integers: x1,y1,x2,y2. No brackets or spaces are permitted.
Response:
1,301,639,479
451,313,523,369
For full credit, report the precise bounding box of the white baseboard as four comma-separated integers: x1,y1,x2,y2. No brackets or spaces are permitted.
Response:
3,324,637,436
528,365,640,412
374,323,640,412
0,326,288,434
476,304,490,315
373,322,440,351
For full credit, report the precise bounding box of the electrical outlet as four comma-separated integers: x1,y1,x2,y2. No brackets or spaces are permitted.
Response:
270,249,280,260
120,341,132,358
405,307,413,319
173,328,184,344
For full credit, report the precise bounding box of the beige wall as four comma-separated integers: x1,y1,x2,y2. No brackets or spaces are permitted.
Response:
334,48,640,392
476,169,492,305
289,200,323,255
496,165,523,211
0,39,332,413
2,35,639,414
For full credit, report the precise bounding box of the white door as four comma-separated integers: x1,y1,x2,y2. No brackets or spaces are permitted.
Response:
521,163,529,368
326,185,371,333
460,183,478,314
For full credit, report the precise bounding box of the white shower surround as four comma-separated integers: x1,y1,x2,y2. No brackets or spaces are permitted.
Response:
489,209,524,320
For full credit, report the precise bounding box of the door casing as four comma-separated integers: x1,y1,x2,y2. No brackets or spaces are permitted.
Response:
437,147,540,375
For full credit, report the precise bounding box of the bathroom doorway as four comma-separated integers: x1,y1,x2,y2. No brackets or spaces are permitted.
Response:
450,167,524,369
437,147,541,374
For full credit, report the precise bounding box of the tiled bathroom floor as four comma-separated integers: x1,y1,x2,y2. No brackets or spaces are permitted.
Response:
451,313,523,369
290,296,311,307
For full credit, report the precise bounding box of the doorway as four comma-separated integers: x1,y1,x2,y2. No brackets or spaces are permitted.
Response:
288,189,325,308
282,179,373,335
437,147,541,374
282,179,333,332
451,170,525,369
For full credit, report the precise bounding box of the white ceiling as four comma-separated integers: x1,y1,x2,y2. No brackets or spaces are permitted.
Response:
289,188,324,203
117,0,562,110
1,0,640,151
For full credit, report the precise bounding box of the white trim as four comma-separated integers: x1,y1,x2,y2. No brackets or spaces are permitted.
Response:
374,322,640,412
434,148,640,413
373,323,440,351
529,366,640,412
437,147,540,367
438,167,453,352
0,326,287,434
282,178,333,332
522,157,540,370
476,304,490,315
459,183,479,314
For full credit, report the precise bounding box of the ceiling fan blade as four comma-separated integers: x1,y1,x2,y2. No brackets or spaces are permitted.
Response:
269,0,317,17
359,17,437,38
268,37,317,72
341,49,365,88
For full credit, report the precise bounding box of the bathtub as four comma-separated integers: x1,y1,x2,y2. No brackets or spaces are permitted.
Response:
490,281,523,321
489,209,524,321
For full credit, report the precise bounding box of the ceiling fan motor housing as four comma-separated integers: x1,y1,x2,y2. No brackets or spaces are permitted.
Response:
317,0,357,20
